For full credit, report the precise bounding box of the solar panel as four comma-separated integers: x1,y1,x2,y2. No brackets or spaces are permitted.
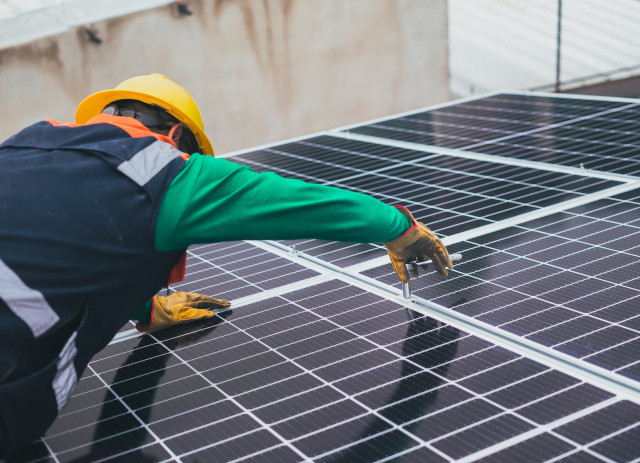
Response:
361,189,640,382
10,92,640,462
13,276,639,462
234,135,626,269
341,93,640,176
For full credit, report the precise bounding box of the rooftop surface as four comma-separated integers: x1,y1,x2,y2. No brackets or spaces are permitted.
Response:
10,91,640,462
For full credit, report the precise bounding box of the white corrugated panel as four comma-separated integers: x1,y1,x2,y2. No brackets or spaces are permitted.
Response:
449,0,640,97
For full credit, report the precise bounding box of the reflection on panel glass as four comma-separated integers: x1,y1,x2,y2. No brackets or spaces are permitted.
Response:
12,279,630,462
342,93,639,175
362,191,640,381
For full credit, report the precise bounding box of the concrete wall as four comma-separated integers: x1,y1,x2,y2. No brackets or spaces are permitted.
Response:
0,0,449,154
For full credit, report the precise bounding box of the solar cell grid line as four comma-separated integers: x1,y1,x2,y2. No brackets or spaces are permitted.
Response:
232,135,624,196
387,158,618,196
321,91,553,138
337,171,540,215
277,180,637,270
436,234,634,318
245,294,608,432
262,176,640,368
465,398,637,463
86,362,180,461
272,138,422,169
10,258,336,460
169,241,320,301
337,93,640,177
158,288,452,462
279,239,387,268
464,103,640,149
231,133,636,213
358,262,635,328
227,136,631,270
468,133,640,177
268,178,638,294
12,275,636,463
460,99,640,151
26,320,308,462
330,131,640,192
152,280,632,463
338,93,639,150
360,222,640,384
538,123,640,148
439,183,640,252
231,141,424,184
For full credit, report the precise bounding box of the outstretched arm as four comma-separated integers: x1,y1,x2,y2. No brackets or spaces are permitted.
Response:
141,154,452,331
155,154,412,248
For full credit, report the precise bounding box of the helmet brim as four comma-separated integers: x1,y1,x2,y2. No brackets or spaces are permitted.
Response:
76,89,214,156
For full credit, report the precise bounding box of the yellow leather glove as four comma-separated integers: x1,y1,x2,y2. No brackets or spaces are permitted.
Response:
136,292,231,332
384,206,453,284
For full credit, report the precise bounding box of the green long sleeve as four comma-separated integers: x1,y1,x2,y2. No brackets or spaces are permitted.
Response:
154,153,411,252
132,154,411,324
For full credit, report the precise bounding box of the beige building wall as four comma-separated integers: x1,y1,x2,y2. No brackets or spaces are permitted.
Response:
0,0,449,154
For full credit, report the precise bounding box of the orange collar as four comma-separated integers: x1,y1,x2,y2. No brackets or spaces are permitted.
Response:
86,114,179,150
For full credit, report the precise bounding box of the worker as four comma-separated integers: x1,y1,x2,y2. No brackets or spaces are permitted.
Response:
0,73,452,458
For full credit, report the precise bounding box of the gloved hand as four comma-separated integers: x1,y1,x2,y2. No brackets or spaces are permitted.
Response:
384,206,453,284
136,292,231,332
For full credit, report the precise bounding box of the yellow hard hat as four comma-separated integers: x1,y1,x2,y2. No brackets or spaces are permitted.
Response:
76,73,214,156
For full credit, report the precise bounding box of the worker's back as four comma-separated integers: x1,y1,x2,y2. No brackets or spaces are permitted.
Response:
0,118,186,457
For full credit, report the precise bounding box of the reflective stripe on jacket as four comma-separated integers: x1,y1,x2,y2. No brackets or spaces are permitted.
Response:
0,115,187,458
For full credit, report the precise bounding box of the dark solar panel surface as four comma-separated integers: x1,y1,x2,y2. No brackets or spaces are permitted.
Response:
175,241,320,299
466,105,640,176
116,241,321,332
362,187,640,381
10,92,640,462
343,94,640,175
234,135,622,269
11,278,638,463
